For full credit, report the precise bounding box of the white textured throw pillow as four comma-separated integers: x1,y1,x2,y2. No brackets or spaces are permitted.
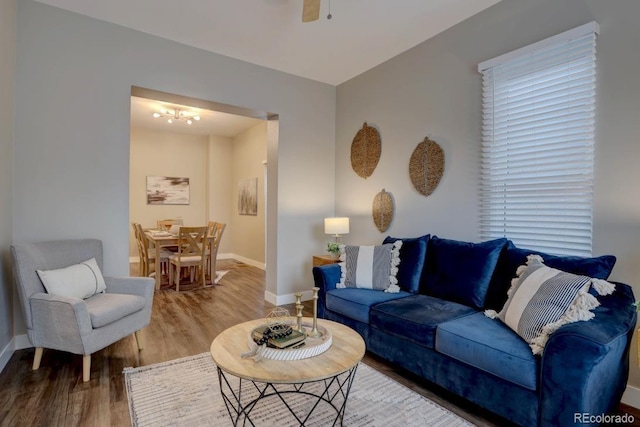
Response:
485,254,615,355
337,241,402,293
37,258,107,299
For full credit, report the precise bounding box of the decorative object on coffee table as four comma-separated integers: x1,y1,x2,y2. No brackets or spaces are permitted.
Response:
409,136,445,196
244,320,332,361
308,287,323,338
372,188,394,232
351,122,381,178
295,292,305,334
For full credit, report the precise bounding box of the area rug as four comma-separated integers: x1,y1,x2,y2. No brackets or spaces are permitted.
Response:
124,353,472,427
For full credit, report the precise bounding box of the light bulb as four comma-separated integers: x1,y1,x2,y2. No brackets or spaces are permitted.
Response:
186,119,192,125
153,113,160,118
167,118,173,124
194,116,201,121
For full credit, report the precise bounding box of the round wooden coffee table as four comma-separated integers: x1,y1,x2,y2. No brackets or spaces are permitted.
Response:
210,318,365,426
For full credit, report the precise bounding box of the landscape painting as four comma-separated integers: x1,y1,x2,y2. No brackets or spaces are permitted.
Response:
146,176,190,205
238,177,258,215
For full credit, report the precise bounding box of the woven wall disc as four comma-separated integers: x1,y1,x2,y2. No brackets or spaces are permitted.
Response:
372,189,394,233
351,122,381,179
409,137,445,196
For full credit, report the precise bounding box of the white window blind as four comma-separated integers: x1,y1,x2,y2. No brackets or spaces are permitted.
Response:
478,23,598,257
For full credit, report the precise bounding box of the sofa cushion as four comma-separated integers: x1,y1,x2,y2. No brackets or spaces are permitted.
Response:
382,234,429,293
370,294,476,348
325,288,411,324
436,312,539,391
422,236,507,309
85,293,146,328
485,240,617,311
338,241,402,292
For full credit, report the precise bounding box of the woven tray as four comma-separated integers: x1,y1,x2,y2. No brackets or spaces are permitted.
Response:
246,322,332,361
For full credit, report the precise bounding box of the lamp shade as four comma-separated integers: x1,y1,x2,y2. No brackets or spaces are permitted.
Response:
324,217,350,235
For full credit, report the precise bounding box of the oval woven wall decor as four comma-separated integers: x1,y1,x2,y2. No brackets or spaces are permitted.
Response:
351,122,381,179
409,137,445,196
372,189,394,233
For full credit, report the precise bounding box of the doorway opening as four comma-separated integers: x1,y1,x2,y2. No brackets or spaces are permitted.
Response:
128,86,278,291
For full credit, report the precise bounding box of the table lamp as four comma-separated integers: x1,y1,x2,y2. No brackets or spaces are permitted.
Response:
324,217,350,243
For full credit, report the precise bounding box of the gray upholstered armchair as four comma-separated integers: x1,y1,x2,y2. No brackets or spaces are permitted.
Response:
11,239,154,382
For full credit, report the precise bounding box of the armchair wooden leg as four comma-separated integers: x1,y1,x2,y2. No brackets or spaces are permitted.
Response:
32,347,43,370
134,330,143,351
82,355,91,382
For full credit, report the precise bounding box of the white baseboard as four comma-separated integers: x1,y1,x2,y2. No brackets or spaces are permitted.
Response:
0,334,32,374
224,253,265,270
0,339,13,373
14,334,31,350
264,289,314,306
622,384,640,409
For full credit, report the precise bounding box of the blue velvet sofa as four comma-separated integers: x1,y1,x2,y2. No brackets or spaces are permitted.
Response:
313,235,637,426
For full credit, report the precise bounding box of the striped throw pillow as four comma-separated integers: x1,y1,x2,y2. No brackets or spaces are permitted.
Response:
337,241,402,293
485,255,615,355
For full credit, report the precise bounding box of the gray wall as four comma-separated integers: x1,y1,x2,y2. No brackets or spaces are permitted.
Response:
336,0,640,387
14,0,336,322
0,0,16,368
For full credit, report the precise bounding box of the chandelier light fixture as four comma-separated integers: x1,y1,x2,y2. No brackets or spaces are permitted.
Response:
152,107,201,125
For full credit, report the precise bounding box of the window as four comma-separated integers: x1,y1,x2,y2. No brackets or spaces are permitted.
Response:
478,22,598,257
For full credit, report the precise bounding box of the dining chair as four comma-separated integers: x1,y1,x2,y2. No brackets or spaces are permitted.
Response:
11,238,154,382
168,226,208,291
132,222,170,278
157,218,183,231
206,221,226,282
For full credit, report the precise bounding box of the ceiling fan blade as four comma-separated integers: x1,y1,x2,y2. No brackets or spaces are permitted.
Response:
302,0,320,22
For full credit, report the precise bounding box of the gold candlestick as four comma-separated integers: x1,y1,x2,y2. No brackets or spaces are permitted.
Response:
296,304,305,333
307,287,322,338
295,292,302,306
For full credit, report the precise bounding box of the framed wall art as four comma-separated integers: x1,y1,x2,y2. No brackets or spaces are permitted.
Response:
238,177,258,215
146,176,190,205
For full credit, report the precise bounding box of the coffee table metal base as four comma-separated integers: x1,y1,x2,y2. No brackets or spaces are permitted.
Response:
217,365,359,426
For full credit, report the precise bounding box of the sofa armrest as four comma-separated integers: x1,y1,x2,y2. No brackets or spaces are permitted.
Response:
29,292,92,352
539,282,637,426
313,264,341,318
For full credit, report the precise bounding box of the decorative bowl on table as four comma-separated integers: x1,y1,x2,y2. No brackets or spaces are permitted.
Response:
246,322,332,361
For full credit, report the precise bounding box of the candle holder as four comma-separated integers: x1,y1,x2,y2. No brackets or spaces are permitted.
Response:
294,292,305,333
296,304,305,333
307,287,323,338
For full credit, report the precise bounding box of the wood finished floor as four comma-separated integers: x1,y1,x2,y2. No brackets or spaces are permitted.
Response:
0,259,637,426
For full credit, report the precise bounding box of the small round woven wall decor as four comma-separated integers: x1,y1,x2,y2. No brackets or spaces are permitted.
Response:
351,122,381,179
409,137,445,196
372,189,394,233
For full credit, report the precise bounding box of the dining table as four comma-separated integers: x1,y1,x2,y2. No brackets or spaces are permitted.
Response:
145,229,215,290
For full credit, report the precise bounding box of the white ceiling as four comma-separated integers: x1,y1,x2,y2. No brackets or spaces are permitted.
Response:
34,0,502,86
40,0,502,135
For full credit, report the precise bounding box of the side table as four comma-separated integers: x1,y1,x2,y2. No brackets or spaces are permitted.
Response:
312,254,340,267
